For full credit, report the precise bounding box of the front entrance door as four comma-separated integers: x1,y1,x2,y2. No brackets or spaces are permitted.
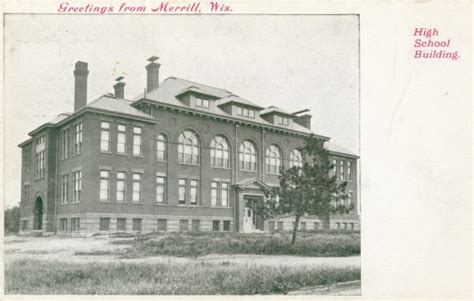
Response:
242,195,265,232
242,207,254,232
33,197,43,230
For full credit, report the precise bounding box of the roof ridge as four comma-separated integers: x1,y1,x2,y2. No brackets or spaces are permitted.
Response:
165,76,233,96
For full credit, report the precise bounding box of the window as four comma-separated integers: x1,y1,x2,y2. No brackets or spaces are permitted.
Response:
347,161,352,181
314,222,320,230
343,223,347,230
100,122,110,152
223,221,231,231
277,221,284,232
196,98,209,108
190,180,198,205
179,219,189,231
239,141,257,171
269,221,275,232
340,160,345,180
60,219,67,232
24,148,30,172
60,175,68,204
116,172,126,202
74,123,82,154
117,218,126,231
265,145,282,174
210,135,230,168
333,159,337,176
211,181,218,207
347,192,353,206
133,127,142,156
22,220,28,231
178,130,200,164
221,183,229,207
237,106,254,118
336,222,341,230
132,218,142,232
212,220,220,231
275,115,289,126
156,134,167,161
132,173,142,202
300,222,307,231
35,136,45,179
99,170,110,201
157,219,167,232
61,129,69,159
290,149,303,168
156,176,166,203
178,179,186,205
72,171,82,203
100,218,110,231
23,184,30,207
117,125,127,154
192,220,201,231
350,223,355,230
71,218,80,232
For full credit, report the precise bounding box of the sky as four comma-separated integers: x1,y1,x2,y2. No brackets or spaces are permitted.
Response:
4,14,359,208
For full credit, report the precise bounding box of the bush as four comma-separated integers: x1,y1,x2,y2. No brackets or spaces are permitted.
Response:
4,206,20,235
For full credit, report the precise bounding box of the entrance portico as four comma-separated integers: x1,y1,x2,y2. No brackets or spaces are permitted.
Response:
234,178,271,233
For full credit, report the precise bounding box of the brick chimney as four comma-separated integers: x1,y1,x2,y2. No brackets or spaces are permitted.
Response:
73,61,89,111
145,56,160,92
113,76,125,99
294,114,312,129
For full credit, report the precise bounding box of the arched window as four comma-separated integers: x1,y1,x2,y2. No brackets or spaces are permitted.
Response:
210,135,230,168
156,134,167,161
178,130,200,164
239,141,257,171
290,149,303,168
265,145,282,174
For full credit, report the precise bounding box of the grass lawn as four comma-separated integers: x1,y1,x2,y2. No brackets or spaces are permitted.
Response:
122,230,360,258
5,259,360,295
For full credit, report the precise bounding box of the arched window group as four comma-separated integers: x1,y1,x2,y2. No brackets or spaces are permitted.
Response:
265,144,282,174
210,135,230,168
239,140,257,171
290,149,303,168
178,130,200,164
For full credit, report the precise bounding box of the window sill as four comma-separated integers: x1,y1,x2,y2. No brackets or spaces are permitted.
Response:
132,155,144,158
157,159,167,163
62,202,80,205
211,166,230,170
116,152,128,157
240,169,258,173
100,151,113,155
178,162,200,167
130,202,143,205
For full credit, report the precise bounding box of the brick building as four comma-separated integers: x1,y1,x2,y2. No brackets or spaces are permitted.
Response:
18,58,359,235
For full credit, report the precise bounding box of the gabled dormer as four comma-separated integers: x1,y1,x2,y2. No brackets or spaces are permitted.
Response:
217,96,263,119
175,85,220,109
259,106,294,127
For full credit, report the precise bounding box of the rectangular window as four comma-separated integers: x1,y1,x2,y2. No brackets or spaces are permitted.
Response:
117,125,127,154
196,98,202,107
179,219,189,231
100,218,110,231
269,221,275,232
117,218,126,232
249,110,255,118
211,181,218,207
333,159,337,176
347,192,353,206
100,122,110,152
23,147,30,173
74,123,83,155
277,221,284,232
61,129,69,159
22,220,28,231
340,160,345,180
156,176,166,203
116,172,126,202
196,98,209,108
192,219,201,232
237,107,242,115
99,170,110,201
23,184,30,207
314,222,320,230
178,179,186,205
242,108,248,116
35,136,45,179
347,161,352,181
157,219,167,232
223,220,231,231
212,220,220,231
132,173,142,202
221,183,229,207
71,218,80,232
60,218,67,232
60,175,68,204
189,180,198,205
300,222,307,231
72,171,82,203
132,218,142,232
133,127,142,156
156,135,166,161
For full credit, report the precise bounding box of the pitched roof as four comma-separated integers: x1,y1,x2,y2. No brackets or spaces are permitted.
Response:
87,95,154,119
134,77,317,135
260,106,292,116
325,141,359,158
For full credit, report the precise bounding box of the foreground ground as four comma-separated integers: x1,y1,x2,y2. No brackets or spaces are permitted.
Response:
4,232,360,295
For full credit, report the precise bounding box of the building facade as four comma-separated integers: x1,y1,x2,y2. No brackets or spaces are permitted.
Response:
18,59,359,235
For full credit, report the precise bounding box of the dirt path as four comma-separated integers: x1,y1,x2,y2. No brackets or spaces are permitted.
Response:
4,235,360,269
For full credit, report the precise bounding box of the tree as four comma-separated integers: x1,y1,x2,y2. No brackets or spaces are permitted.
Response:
261,135,354,244
4,206,20,235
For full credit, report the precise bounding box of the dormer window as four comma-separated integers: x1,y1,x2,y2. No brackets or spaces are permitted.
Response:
237,106,255,118
276,115,289,126
196,98,210,108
